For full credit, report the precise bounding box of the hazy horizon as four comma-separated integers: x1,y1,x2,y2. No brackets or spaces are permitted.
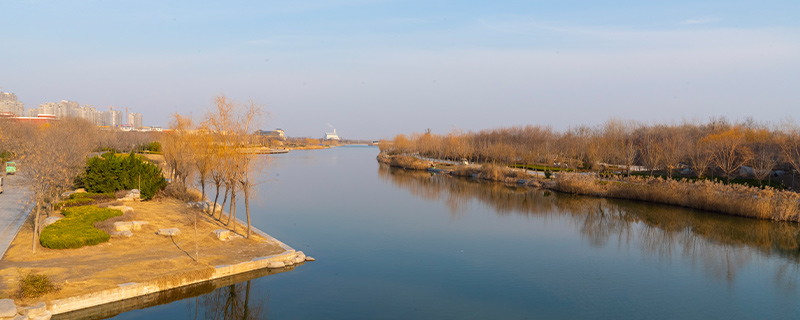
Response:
2,1,798,139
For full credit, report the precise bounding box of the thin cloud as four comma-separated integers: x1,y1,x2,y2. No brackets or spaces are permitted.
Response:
678,17,721,25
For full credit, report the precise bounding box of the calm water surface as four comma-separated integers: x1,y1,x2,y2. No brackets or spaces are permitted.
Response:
98,146,799,319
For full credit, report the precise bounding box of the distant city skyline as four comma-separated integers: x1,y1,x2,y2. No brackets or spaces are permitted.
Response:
0,91,146,128
2,1,799,139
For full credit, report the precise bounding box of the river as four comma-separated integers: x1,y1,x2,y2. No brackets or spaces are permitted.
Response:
91,146,800,319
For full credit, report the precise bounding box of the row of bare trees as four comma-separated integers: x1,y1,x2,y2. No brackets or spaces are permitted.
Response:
161,95,265,242
1,118,98,253
381,118,800,186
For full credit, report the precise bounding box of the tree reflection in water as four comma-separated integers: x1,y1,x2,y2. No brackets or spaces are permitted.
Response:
378,164,800,288
186,280,268,320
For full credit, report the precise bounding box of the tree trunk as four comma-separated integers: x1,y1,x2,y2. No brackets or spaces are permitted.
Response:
219,187,229,221
244,280,251,318
194,209,199,263
228,189,237,232
211,183,221,217
32,204,40,253
244,183,251,239
200,179,206,201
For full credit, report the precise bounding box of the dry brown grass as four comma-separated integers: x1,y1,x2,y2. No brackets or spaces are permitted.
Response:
452,164,532,183
0,197,285,305
159,183,203,202
552,174,800,222
449,166,480,177
377,154,431,170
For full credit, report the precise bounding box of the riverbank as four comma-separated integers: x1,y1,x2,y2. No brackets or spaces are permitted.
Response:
288,144,334,150
377,154,800,222
0,197,309,315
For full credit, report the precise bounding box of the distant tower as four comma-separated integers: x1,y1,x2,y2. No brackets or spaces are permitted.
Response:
324,128,341,140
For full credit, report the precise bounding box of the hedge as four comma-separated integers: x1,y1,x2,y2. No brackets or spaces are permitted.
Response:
69,192,115,200
53,198,94,210
40,206,123,249
54,192,116,210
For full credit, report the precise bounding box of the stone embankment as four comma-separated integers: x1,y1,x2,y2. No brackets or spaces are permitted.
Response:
0,299,51,320
5,198,314,317
46,248,310,315
41,200,315,315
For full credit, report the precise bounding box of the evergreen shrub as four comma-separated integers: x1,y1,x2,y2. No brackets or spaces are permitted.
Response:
82,151,166,200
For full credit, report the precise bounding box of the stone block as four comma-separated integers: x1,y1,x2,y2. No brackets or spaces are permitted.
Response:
305,256,316,262
210,203,223,213
23,302,46,318
113,222,133,232
213,229,230,240
157,228,181,236
107,206,134,214
131,221,148,231
267,261,285,268
30,311,51,320
117,190,141,202
41,217,61,229
0,299,16,317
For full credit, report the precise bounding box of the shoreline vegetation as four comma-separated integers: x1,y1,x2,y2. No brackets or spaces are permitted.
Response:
0,94,310,315
377,154,800,222
377,118,800,222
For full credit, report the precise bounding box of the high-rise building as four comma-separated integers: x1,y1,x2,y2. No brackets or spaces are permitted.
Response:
109,110,122,127
4,92,147,130
37,102,59,115
128,112,143,128
0,92,24,116
59,100,79,118
95,111,109,126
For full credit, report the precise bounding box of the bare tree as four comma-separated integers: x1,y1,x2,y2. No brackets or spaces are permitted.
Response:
203,95,265,238
660,126,688,179
162,114,195,188
638,129,664,177
687,139,713,178
702,127,752,183
235,100,264,239
748,129,778,185
18,119,97,253
192,125,215,201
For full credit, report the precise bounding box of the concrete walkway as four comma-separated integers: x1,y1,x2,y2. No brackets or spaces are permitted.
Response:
0,174,34,260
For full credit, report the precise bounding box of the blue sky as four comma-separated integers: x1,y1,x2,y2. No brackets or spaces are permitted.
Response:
2,0,799,139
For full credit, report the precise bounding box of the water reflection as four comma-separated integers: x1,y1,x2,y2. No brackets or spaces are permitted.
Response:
188,280,267,320
378,164,800,287
54,266,288,320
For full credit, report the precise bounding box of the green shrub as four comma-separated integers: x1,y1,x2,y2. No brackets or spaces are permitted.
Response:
82,151,167,200
54,198,94,210
54,192,116,210
69,192,115,200
144,141,161,153
40,206,123,249
18,271,59,298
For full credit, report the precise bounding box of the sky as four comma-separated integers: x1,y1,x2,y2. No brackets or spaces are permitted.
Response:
1,0,799,139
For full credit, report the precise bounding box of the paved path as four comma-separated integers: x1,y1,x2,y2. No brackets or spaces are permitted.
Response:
0,174,34,259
